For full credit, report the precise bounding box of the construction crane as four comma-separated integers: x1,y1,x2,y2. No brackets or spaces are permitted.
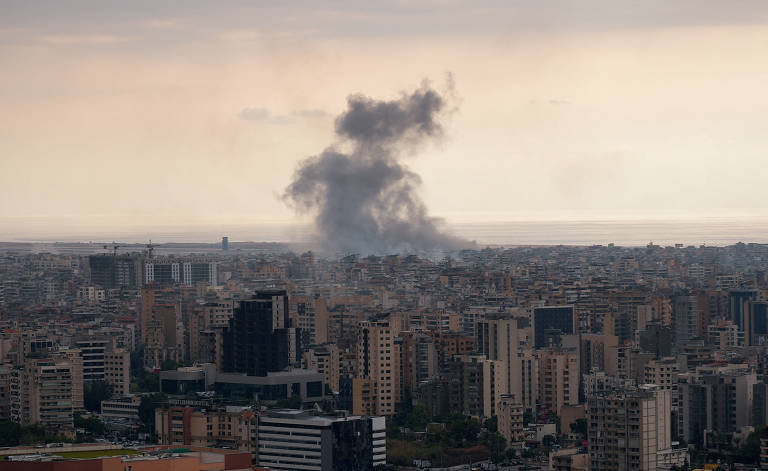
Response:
146,240,156,259
103,242,120,256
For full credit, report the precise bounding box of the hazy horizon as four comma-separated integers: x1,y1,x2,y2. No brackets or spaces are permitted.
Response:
4,216,768,248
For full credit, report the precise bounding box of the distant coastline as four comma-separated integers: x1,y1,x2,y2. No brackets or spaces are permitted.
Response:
1,216,768,248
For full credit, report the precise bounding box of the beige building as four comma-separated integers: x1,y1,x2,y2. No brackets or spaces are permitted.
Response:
105,349,130,397
9,356,75,436
643,357,679,391
354,320,397,416
155,405,258,452
483,359,509,418
303,343,340,393
550,448,588,471
537,348,579,415
580,333,618,375
497,394,524,446
292,296,329,345
587,386,673,471
60,348,84,411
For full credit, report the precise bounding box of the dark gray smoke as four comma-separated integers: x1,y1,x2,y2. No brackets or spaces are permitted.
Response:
283,81,473,255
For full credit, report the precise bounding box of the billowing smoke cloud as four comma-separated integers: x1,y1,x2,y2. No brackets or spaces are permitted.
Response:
283,80,473,255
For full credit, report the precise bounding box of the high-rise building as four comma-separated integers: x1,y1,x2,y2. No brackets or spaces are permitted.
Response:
9,356,75,436
73,337,130,396
144,258,217,286
729,290,759,330
745,301,768,346
303,343,340,393
672,295,699,352
534,306,576,348
678,364,757,446
223,291,298,377
587,386,674,471
88,254,142,289
580,333,619,376
537,348,579,415
477,315,520,389
256,409,386,470
497,394,524,445
354,319,397,416
221,236,229,251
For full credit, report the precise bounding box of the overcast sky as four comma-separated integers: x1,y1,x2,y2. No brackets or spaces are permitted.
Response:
2,1,768,235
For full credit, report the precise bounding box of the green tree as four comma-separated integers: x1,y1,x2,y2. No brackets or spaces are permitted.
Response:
523,410,534,427
485,416,498,433
484,432,507,463
408,403,429,431
446,416,481,447
84,380,113,412
570,418,588,436
0,421,21,446
74,414,105,436
275,395,302,409
139,392,167,435
733,428,762,464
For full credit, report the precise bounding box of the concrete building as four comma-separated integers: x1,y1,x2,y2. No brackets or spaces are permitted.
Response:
144,258,217,286
580,333,619,376
303,343,340,393
534,306,576,348
497,394,524,446
159,365,325,404
223,290,298,377
537,348,579,416
678,365,757,446
354,319,397,416
257,409,386,470
707,319,743,349
476,315,523,410
73,338,129,397
587,386,673,471
9,356,75,436
100,395,140,422
156,405,259,452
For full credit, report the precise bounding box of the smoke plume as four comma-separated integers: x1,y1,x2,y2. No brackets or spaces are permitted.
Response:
283,80,473,255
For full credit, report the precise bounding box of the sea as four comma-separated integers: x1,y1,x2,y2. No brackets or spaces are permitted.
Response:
2,217,768,248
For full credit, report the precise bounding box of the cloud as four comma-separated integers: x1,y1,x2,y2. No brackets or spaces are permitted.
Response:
140,18,188,30
239,107,272,121
240,107,331,124
39,34,128,45
292,109,330,118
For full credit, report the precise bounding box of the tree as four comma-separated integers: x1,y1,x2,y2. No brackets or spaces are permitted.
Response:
132,369,159,393
446,416,481,447
484,432,507,463
485,416,498,433
84,380,113,412
0,421,21,446
408,403,429,431
733,428,762,464
139,392,167,435
74,414,105,436
523,410,534,427
275,395,302,409
570,418,588,437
